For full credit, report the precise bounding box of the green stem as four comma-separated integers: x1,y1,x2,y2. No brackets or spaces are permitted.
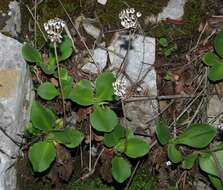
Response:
54,42,66,121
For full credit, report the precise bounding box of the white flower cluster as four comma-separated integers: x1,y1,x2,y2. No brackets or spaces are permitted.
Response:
119,8,142,29
44,18,65,43
112,78,127,98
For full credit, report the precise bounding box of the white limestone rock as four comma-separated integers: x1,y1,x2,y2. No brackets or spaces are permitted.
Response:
158,0,187,21
0,33,32,190
108,33,158,129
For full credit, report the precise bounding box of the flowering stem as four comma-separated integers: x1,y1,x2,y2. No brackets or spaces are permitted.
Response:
54,42,66,121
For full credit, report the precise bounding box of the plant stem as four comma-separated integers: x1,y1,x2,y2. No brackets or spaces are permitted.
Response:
54,42,66,120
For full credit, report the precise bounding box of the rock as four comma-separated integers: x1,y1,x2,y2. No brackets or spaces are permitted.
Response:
108,33,156,95
97,0,107,5
0,33,32,190
82,18,101,40
158,0,187,21
81,43,108,74
108,33,158,129
1,0,21,37
207,95,223,125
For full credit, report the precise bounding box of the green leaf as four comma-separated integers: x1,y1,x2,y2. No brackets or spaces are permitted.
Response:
69,80,94,106
168,144,182,163
90,106,118,132
28,141,56,172
22,43,42,64
48,128,84,148
202,52,223,66
104,124,125,147
155,120,171,145
112,156,131,183
40,62,56,75
31,101,56,131
214,31,223,58
199,150,223,178
181,153,197,169
125,137,150,158
208,175,223,190
59,36,73,61
174,123,217,148
96,72,116,102
37,82,59,100
159,38,168,47
208,63,223,82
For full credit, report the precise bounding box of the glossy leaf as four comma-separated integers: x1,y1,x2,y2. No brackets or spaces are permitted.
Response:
202,52,222,66
90,106,118,132
31,101,56,131
155,120,171,145
174,123,217,148
214,31,223,58
59,36,73,61
69,80,94,106
28,141,56,172
208,175,223,190
22,43,42,64
208,63,223,82
37,82,59,100
48,128,84,148
104,124,125,147
95,72,116,102
112,156,131,183
168,144,182,163
199,150,223,178
181,153,197,169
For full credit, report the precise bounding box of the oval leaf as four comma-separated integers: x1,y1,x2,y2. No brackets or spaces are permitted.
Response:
208,63,223,82
69,80,94,106
202,52,223,66
208,175,223,190
125,137,150,158
174,123,217,148
168,144,182,163
31,101,56,131
112,156,131,183
59,36,73,61
214,31,223,58
22,43,42,64
28,141,56,172
155,120,171,145
181,153,197,169
37,82,59,100
90,106,118,132
104,124,125,147
199,150,223,178
48,128,84,148
96,72,116,102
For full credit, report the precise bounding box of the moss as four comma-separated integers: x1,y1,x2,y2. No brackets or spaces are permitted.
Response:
145,0,203,38
96,0,168,29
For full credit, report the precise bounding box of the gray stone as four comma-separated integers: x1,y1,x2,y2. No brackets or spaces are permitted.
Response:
81,44,108,74
1,0,21,37
208,95,223,125
158,0,187,21
108,33,158,129
0,33,32,190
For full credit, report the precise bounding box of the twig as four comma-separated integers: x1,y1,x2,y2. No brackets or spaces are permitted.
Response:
54,43,66,120
80,147,105,180
24,4,47,42
57,0,98,69
0,125,20,147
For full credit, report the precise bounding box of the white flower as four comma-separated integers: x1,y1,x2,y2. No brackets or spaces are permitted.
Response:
119,8,142,29
112,78,127,98
44,17,65,43
166,160,172,166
